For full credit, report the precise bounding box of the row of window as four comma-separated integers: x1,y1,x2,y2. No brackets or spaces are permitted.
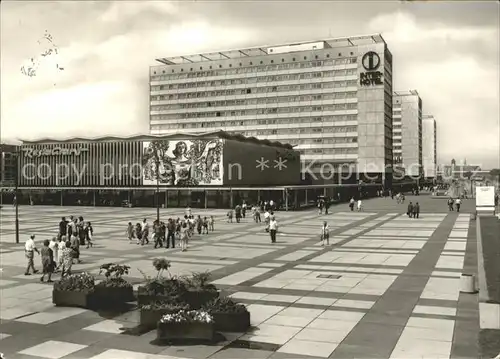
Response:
151,103,358,119
298,148,358,155
151,69,357,90
151,75,358,92
153,121,357,135
249,131,358,139
151,83,357,101
150,115,358,130
280,138,356,145
151,58,358,78
151,93,358,111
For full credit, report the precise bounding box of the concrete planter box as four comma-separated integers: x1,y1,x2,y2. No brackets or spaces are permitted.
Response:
157,322,214,342
93,286,135,308
212,311,250,332
52,290,95,309
183,290,219,309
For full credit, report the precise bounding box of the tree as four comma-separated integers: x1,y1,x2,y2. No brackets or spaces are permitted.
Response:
490,169,500,183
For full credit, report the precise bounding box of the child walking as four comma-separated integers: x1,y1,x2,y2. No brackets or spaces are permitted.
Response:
320,221,330,246
85,222,94,248
202,217,209,234
180,221,188,252
209,216,215,232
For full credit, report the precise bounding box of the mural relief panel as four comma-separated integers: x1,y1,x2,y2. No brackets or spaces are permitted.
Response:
142,139,223,186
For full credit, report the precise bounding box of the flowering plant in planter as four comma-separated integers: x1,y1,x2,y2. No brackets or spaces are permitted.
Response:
141,300,189,312
53,272,95,292
202,297,248,314
140,299,190,328
159,310,213,324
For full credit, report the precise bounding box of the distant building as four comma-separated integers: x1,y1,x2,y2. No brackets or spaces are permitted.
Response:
422,115,437,178
437,159,481,180
393,90,423,178
0,143,19,189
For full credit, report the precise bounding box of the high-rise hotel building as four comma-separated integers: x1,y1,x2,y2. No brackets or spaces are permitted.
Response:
393,90,423,178
150,34,393,185
422,115,437,178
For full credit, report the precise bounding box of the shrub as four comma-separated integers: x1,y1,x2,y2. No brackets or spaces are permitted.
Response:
202,297,248,314
152,258,172,278
182,271,217,292
53,272,95,292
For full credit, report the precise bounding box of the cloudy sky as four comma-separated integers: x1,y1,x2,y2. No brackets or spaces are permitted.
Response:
1,1,499,168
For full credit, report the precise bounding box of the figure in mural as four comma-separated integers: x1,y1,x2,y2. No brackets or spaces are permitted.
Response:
142,139,223,186
171,141,192,185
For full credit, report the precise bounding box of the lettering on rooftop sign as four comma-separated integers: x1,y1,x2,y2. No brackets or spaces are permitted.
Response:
360,51,383,87
23,147,89,158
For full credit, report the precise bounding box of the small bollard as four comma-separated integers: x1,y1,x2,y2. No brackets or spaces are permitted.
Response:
460,274,477,293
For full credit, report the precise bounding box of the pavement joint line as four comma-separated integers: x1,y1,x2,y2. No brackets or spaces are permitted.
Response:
233,212,397,288
328,212,460,358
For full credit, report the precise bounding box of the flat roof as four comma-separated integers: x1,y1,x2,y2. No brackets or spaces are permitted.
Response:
19,130,294,150
7,183,383,191
155,34,386,66
393,90,420,97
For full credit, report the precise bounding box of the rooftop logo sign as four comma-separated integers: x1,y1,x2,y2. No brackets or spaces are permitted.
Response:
23,147,89,158
361,51,380,71
360,51,383,87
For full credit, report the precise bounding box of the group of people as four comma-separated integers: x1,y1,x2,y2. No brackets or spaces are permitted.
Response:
447,197,462,212
127,210,215,252
406,202,421,218
24,215,94,281
349,198,363,212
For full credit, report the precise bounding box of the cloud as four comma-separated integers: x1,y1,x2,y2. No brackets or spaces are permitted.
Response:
367,11,499,168
98,1,178,23
5,81,147,141
0,13,261,141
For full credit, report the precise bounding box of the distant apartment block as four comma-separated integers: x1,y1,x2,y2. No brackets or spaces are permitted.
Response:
149,34,394,185
393,90,422,178
422,115,437,178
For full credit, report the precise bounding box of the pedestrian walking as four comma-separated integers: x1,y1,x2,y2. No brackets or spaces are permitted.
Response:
447,198,454,211
269,216,278,243
24,234,40,276
320,221,329,246
455,198,462,212
40,239,55,283
357,199,363,212
349,197,355,211
209,216,215,232
407,202,414,218
413,202,420,219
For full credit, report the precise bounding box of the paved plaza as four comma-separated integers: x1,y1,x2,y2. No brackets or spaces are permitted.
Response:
0,197,479,359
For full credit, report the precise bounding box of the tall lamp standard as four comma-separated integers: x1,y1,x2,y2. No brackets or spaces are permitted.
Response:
14,148,20,244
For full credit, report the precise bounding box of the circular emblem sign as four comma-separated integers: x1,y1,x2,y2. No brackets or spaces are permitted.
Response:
362,51,381,71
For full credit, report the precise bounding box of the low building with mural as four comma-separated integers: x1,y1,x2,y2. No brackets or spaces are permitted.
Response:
2,131,387,209
6,131,332,208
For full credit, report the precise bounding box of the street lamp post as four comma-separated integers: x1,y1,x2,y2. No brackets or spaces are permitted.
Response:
14,149,20,244
155,156,160,223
